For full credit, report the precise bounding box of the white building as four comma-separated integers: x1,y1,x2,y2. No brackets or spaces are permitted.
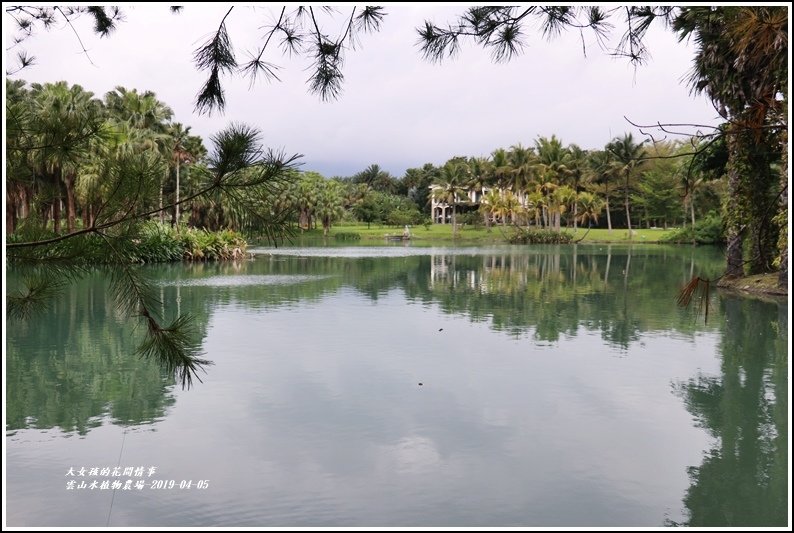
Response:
429,186,529,224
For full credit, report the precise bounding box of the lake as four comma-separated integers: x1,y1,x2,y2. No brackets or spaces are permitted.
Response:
5,244,788,526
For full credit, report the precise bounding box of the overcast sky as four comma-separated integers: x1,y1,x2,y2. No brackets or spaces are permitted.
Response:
5,4,722,177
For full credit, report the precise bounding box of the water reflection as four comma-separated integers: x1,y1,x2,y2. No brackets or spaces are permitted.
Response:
6,245,787,526
670,296,788,526
5,245,730,435
6,273,176,435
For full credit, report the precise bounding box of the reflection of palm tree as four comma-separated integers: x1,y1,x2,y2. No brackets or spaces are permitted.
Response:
670,297,787,526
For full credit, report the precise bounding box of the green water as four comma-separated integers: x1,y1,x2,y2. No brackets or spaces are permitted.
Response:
5,244,788,526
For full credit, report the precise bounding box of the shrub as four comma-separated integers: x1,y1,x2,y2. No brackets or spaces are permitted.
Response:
134,222,247,263
507,228,574,244
334,232,361,241
661,215,725,245
458,212,483,228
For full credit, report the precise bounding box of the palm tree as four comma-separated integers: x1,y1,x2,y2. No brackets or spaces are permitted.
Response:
525,190,545,228
490,148,512,189
467,157,493,227
588,149,617,233
104,86,174,131
315,180,345,236
501,190,524,226
508,143,537,198
535,135,569,184
353,163,397,194
576,192,604,227
432,161,468,237
565,144,589,232
167,123,206,227
6,79,36,234
104,86,174,222
27,81,104,233
607,133,645,237
479,189,501,227
674,7,786,278
547,185,575,232
168,123,190,227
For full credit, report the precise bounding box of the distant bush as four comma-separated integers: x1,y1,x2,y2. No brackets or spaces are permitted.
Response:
459,212,483,228
334,232,361,241
180,227,248,261
131,222,185,262
386,206,424,226
660,215,725,244
507,228,574,244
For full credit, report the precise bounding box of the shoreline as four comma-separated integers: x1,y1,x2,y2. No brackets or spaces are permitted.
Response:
716,273,788,302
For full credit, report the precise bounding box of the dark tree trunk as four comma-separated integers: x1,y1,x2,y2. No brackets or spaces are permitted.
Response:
778,122,788,289
725,130,744,279
6,186,17,234
53,197,61,234
64,173,76,232
624,173,632,239
21,186,30,218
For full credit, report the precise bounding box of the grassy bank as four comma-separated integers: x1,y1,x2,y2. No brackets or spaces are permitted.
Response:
717,273,787,300
291,223,677,244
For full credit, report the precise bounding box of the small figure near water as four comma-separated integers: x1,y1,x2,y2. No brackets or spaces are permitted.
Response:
403,225,411,239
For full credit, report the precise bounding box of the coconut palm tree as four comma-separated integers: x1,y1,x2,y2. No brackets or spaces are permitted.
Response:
479,189,501,227
576,192,604,227
467,157,493,227
508,143,537,198
549,185,575,231
501,190,524,226
353,163,397,194
565,144,589,232
490,148,513,190
535,135,569,185
588,149,618,233
525,190,545,228
432,161,469,237
607,133,645,237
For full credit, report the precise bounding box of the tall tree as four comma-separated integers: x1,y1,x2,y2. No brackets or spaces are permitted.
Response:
24,81,104,233
564,144,589,232
607,133,645,236
167,123,206,227
588,150,617,232
674,7,786,279
431,161,469,237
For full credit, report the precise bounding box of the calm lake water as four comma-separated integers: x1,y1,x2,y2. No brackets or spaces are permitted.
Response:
6,244,788,527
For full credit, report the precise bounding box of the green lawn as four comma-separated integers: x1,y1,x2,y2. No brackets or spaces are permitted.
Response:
297,223,676,244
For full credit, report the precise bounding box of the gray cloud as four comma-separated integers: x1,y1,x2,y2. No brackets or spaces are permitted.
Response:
8,5,720,177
